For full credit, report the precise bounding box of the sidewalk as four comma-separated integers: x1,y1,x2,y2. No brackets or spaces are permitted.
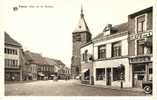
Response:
80,83,144,93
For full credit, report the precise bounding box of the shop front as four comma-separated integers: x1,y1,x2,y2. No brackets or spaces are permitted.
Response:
5,69,21,81
129,55,152,88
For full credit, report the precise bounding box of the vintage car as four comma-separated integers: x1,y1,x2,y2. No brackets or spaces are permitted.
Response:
142,81,152,94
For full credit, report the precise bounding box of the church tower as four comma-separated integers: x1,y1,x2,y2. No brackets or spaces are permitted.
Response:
71,7,92,78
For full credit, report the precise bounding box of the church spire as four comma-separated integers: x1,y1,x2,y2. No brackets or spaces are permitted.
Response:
81,4,84,17
73,5,90,33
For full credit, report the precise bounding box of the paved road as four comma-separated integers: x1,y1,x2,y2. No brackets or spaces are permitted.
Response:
5,80,146,96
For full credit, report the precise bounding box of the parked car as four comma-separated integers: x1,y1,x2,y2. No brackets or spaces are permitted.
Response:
142,81,152,94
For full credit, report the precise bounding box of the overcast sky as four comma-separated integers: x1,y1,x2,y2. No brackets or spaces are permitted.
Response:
3,0,154,67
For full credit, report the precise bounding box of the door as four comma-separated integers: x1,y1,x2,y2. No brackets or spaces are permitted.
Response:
133,73,144,88
106,68,111,86
133,64,145,88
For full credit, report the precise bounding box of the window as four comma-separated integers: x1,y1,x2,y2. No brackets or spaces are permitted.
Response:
137,15,145,33
149,68,152,74
96,68,105,80
5,59,18,68
112,41,121,57
137,39,145,55
98,45,106,59
84,50,88,62
113,68,125,81
5,48,18,55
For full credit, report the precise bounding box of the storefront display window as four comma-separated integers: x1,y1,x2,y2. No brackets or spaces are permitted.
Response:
96,68,105,80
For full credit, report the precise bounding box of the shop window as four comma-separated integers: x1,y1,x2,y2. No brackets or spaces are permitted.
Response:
113,68,125,81
112,41,121,57
98,45,106,59
96,68,105,80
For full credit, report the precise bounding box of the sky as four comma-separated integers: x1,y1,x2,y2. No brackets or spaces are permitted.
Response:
3,0,154,68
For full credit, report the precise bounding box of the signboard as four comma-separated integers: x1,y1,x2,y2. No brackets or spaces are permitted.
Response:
129,56,152,63
129,31,152,40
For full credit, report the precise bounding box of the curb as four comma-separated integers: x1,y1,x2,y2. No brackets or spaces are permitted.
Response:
80,83,144,93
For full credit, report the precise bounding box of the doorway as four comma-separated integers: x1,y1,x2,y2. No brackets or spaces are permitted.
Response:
133,64,145,88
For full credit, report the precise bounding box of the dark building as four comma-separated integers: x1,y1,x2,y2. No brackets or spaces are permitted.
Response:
71,8,92,79
128,7,153,88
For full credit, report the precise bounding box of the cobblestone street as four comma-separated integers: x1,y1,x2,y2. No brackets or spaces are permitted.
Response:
5,80,146,96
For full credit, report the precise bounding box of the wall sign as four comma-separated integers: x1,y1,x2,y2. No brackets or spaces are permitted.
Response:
129,31,152,40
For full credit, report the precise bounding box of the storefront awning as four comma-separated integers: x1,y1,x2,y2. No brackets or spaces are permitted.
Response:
38,73,45,76
82,69,89,73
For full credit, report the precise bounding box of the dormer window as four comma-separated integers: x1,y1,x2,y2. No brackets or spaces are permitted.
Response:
103,24,112,36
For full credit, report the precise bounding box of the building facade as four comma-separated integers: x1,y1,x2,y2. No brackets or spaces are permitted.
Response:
128,7,153,88
23,51,68,80
71,8,92,79
5,32,23,81
24,51,49,80
80,42,93,84
92,23,131,87
80,7,153,88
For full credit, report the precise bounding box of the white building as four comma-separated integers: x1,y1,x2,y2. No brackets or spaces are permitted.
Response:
92,23,131,87
5,32,23,81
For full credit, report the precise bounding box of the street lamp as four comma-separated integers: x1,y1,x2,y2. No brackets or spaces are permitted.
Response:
118,64,125,88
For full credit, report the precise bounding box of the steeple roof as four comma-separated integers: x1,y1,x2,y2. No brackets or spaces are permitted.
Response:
73,8,90,33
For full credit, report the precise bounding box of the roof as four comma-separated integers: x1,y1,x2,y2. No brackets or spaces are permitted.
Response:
111,22,128,33
5,32,22,47
24,51,47,65
93,22,128,40
55,60,65,66
129,6,152,18
73,10,90,33
44,57,58,66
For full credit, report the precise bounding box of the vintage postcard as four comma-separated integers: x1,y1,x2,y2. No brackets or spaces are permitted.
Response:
0,0,157,100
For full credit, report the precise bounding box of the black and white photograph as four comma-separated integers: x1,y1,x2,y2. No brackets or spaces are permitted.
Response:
0,0,157,99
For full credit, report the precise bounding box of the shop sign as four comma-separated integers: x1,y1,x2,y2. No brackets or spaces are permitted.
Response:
129,56,152,63
129,31,152,40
